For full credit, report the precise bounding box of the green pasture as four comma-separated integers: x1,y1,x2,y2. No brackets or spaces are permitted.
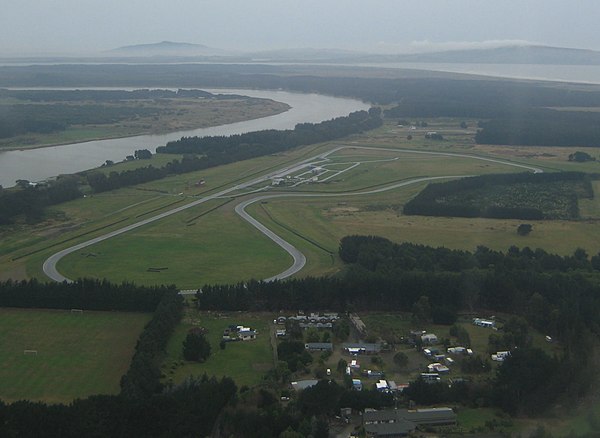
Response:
3,115,600,286
0,140,335,281
0,307,150,403
248,186,600,274
57,201,292,287
163,310,273,387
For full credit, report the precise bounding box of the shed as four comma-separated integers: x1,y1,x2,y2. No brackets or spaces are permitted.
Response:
421,333,438,344
304,342,333,352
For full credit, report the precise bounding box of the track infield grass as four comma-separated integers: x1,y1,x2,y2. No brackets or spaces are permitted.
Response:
56,202,293,287
0,307,151,403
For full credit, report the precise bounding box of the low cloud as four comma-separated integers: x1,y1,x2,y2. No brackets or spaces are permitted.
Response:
373,39,536,54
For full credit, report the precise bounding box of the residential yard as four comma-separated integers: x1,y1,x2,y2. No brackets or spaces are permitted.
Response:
338,312,562,388
162,309,274,387
0,307,150,403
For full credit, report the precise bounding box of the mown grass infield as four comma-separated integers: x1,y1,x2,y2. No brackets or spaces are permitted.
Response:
0,307,151,403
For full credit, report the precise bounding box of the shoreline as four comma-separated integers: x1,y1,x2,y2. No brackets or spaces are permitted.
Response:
0,104,291,153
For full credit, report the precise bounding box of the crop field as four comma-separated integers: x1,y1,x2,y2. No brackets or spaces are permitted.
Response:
0,307,151,403
163,310,273,387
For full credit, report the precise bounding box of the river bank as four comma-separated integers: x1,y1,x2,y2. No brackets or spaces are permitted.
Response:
0,89,369,187
0,95,290,152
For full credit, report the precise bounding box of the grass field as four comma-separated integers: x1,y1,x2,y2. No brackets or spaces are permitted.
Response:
2,118,600,286
0,307,151,403
56,200,293,287
162,310,273,387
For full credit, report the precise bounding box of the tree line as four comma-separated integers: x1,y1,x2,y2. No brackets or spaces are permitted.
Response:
0,278,172,312
86,109,382,193
475,108,600,147
0,88,214,102
0,103,159,139
0,375,237,437
1,108,381,221
196,235,600,415
0,175,82,224
339,235,600,274
0,279,240,437
402,171,592,220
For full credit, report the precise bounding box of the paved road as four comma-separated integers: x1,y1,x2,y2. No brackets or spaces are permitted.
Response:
43,145,543,283
42,149,335,282
235,175,469,281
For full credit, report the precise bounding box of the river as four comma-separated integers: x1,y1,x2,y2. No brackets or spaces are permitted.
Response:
0,89,369,187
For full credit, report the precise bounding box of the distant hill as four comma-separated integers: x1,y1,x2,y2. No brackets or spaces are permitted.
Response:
367,45,600,65
110,41,229,57
97,42,600,65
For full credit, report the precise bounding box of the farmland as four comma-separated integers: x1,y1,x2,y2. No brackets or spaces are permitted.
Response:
2,118,600,287
0,307,151,403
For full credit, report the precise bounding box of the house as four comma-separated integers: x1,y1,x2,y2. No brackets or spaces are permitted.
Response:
238,329,257,341
350,359,361,370
352,379,363,391
491,351,510,362
275,329,286,338
376,380,389,392
447,346,467,355
421,333,438,344
291,379,319,391
342,343,381,355
420,373,441,383
473,318,495,328
427,363,450,374
367,370,385,379
304,342,333,352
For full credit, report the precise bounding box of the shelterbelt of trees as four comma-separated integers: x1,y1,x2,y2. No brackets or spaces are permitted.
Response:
198,236,600,415
0,109,382,223
0,279,239,437
403,171,593,220
88,108,382,192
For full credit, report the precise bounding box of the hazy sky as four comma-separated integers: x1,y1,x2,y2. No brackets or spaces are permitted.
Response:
2,0,600,55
